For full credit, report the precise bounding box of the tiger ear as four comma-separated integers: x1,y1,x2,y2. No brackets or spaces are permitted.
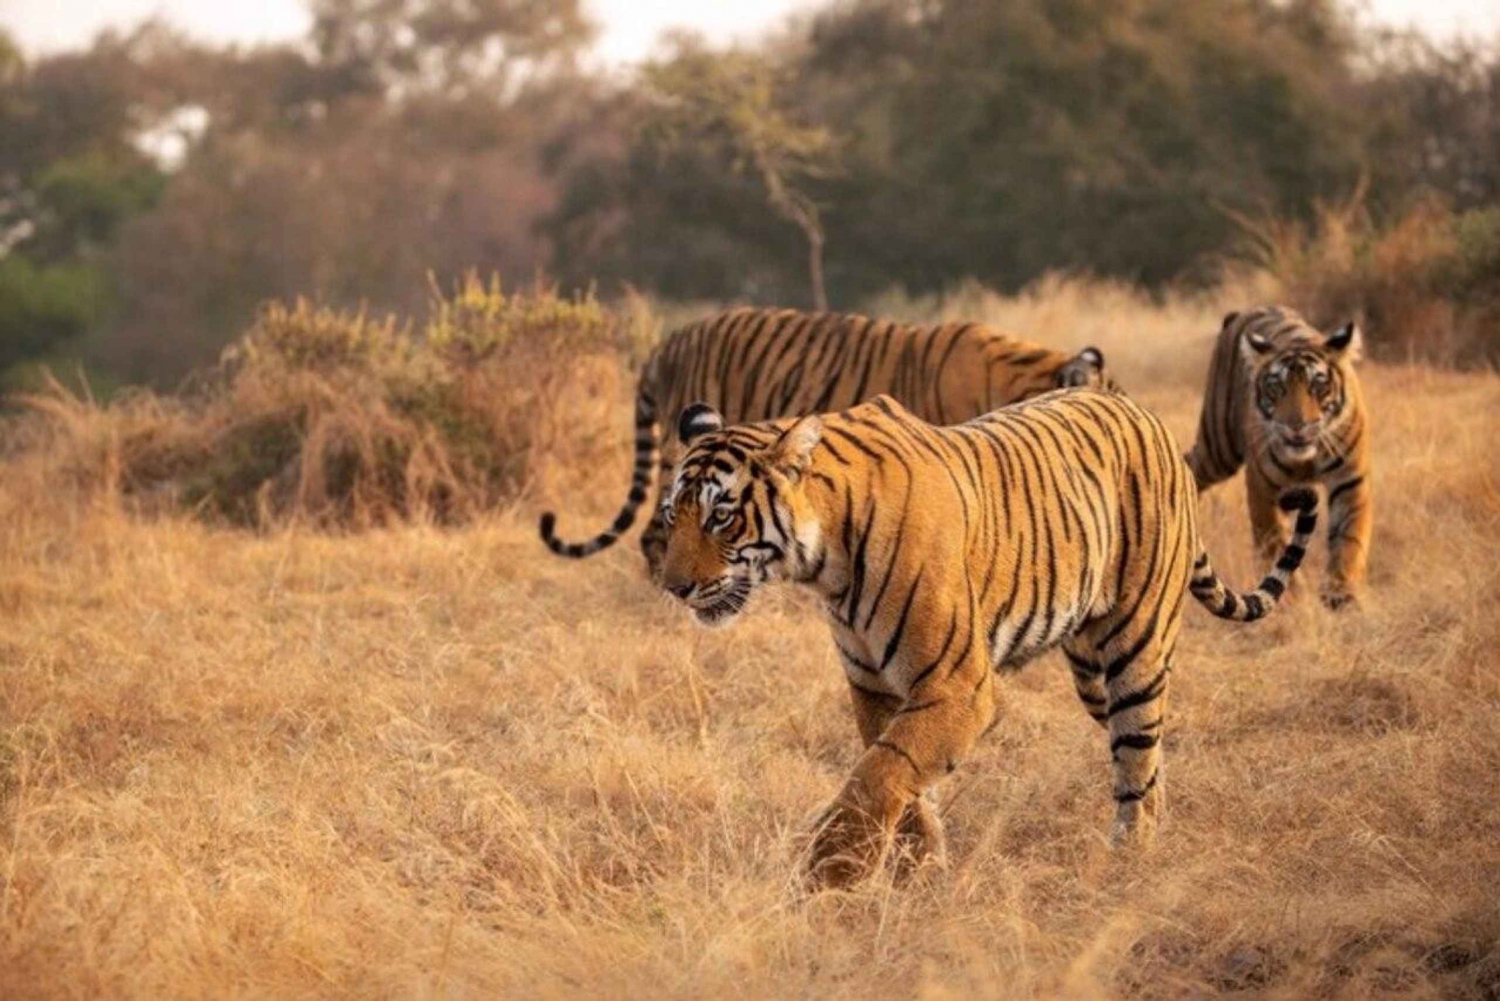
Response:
1324,321,1363,361
678,403,724,445
1222,311,1241,330
770,415,822,476
1242,327,1274,356
1079,346,1104,369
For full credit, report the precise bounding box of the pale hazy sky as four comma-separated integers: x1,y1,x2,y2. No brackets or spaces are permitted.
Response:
4,0,1497,64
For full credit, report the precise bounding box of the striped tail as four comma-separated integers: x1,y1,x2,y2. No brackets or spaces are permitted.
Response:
538,390,659,559
1190,488,1318,621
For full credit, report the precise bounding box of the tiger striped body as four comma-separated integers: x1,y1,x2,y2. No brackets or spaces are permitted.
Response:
539,307,1116,576
660,390,1316,889
1185,306,1371,608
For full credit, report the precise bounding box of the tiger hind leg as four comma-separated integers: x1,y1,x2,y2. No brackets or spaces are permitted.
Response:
1065,647,1108,729
1065,635,1168,846
1081,632,1170,847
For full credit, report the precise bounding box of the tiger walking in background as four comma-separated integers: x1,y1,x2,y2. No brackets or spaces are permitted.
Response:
539,307,1117,576
657,389,1317,890
1185,306,1370,608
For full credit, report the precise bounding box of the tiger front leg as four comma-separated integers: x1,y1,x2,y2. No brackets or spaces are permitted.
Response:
808,650,997,891
1324,475,1372,610
846,683,948,878
1246,466,1299,595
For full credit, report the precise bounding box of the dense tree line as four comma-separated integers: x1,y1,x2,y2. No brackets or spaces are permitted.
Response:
1,0,1496,385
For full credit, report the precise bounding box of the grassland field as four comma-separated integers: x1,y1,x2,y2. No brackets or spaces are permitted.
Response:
1,280,1498,999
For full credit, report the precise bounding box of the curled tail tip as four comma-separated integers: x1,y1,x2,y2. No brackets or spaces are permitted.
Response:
1278,488,1317,513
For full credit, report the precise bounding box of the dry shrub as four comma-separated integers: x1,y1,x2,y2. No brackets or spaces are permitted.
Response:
1239,186,1500,367
9,275,649,530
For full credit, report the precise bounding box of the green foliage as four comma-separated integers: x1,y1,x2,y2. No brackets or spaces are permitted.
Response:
32,152,165,256
642,41,839,308
0,31,167,377
548,0,1387,305
310,0,596,92
1452,207,1500,296
0,256,107,371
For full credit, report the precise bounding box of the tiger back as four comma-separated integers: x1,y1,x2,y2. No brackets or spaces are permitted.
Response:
658,390,1316,889
539,307,1118,576
1185,306,1371,608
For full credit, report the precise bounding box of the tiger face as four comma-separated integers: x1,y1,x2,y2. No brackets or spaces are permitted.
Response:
659,404,823,627
1239,317,1361,463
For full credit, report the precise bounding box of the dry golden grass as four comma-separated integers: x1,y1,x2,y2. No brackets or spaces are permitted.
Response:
2,283,1499,999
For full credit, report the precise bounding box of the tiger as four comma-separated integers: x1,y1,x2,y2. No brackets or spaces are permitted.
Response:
1184,305,1370,609
539,307,1118,577
657,389,1317,890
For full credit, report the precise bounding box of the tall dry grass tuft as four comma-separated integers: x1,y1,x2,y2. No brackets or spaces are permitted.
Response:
1234,185,1500,367
9,275,647,530
0,281,1498,998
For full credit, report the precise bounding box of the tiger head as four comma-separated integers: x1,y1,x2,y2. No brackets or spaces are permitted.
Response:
658,403,823,627
1054,346,1109,390
1234,309,1362,462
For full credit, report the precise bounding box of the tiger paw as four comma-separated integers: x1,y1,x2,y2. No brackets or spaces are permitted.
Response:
805,798,893,892
891,797,948,885
1321,588,1360,612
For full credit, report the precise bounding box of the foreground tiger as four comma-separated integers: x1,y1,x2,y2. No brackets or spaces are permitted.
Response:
540,307,1116,576
1185,306,1370,608
659,389,1316,889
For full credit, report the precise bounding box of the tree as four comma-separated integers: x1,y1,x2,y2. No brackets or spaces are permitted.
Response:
0,29,166,377
309,0,595,95
643,39,840,310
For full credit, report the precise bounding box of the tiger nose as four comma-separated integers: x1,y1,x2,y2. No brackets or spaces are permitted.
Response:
665,580,695,601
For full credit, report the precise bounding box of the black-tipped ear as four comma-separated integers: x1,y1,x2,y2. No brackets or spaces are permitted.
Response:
1324,321,1361,357
678,403,723,445
1079,346,1104,368
1222,311,1241,330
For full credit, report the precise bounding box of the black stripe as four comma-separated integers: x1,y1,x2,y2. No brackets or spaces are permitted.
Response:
909,611,959,689
1111,733,1160,753
1275,544,1306,570
1115,769,1160,803
1104,628,1154,683
1109,667,1168,717
873,739,920,776
880,571,924,670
